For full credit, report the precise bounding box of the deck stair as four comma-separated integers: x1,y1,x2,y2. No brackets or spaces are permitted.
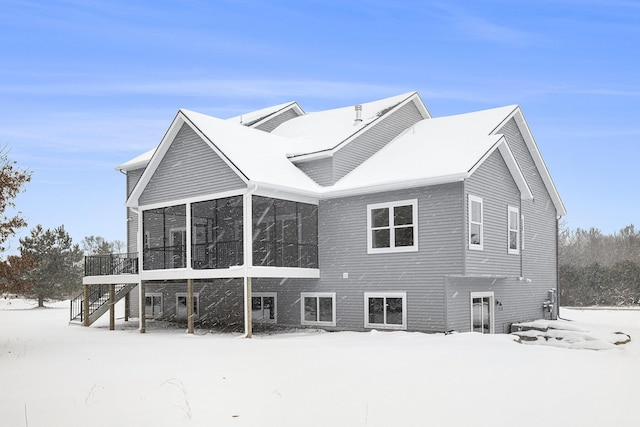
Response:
70,283,136,326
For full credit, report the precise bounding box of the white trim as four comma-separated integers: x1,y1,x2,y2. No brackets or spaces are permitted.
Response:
300,292,336,327
470,291,495,334
139,266,320,281
367,199,418,254
249,103,304,129
288,93,430,163
491,107,566,216
126,112,249,208
252,292,277,323
82,275,139,285
496,140,533,201
176,292,199,320
364,292,407,330
137,189,245,212
521,214,525,251
508,206,520,255
468,195,484,251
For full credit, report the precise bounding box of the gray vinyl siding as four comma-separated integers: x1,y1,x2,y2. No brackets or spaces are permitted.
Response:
254,107,300,133
294,157,333,187
332,100,424,183
500,118,559,315
315,183,464,332
445,276,543,333
139,123,245,206
464,149,522,276
126,169,144,253
252,278,320,326
444,119,560,332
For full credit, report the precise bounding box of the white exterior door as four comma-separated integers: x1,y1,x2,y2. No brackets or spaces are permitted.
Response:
471,291,495,334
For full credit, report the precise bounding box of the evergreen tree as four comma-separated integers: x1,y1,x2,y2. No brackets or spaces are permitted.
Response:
18,225,83,307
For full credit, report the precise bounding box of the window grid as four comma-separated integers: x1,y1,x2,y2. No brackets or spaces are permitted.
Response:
367,200,418,254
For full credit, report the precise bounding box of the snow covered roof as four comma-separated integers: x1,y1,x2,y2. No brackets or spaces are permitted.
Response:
180,109,321,194
116,147,155,171
120,92,565,216
226,101,304,127
329,106,532,198
273,92,429,158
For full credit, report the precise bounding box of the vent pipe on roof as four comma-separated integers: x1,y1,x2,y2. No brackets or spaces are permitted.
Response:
354,104,363,123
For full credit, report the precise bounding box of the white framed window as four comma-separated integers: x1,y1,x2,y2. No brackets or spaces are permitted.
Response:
252,292,277,323
300,292,336,326
468,195,483,250
470,291,495,334
521,214,525,251
364,292,407,330
367,199,418,254
176,292,199,320
144,292,163,318
508,206,520,254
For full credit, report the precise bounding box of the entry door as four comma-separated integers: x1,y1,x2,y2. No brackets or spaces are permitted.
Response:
471,292,494,334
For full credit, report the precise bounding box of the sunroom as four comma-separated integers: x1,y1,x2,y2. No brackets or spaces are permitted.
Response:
78,191,319,334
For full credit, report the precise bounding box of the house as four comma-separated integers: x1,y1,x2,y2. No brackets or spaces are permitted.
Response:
72,91,566,335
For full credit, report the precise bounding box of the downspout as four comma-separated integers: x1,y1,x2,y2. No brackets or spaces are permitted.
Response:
556,216,565,320
243,183,259,338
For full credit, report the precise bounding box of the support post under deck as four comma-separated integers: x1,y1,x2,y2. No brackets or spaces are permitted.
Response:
109,284,115,331
139,281,146,334
187,279,194,334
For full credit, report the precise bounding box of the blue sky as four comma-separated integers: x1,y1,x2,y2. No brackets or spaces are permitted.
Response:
1,0,639,253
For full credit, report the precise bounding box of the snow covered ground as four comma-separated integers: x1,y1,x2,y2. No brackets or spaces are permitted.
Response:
1,299,640,427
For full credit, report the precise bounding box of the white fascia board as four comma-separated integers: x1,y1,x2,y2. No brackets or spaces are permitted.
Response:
136,188,247,212
83,274,140,285
330,92,425,155
252,182,319,205
494,107,567,216
320,173,468,200
125,112,186,208
125,110,250,209
288,150,334,163
467,138,533,201
288,93,429,163
249,102,305,129
181,110,250,183
247,266,320,279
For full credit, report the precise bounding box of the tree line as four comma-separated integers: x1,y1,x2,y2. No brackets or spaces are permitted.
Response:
0,145,124,306
559,224,640,307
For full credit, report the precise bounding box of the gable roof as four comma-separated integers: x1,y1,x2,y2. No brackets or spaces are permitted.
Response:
273,92,430,159
492,107,567,216
119,92,565,216
328,106,533,199
226,101,304,128
124,109,322,207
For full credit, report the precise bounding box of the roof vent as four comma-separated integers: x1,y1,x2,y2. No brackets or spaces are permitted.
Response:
354,104,363,123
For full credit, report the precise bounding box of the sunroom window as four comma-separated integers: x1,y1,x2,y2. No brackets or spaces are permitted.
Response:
253,196,318,268
191,196,243,269
143,204,187,270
